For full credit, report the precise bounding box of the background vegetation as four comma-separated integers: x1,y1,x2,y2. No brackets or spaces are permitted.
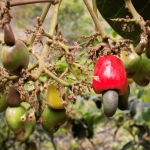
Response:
0,0,150,150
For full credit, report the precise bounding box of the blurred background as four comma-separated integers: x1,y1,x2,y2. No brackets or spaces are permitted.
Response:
0,0,150,150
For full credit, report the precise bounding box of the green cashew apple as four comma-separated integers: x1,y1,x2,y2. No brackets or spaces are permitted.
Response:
1,40,29,75
133,53,150,86
21,102,36,133
42,107,67,133
0,93,8,113
118,85,130,110
5,105,33,142
125,51,142,78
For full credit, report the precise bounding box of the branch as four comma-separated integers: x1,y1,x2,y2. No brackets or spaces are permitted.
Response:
83,0,106,37
44,68,69,86
10,0,55,7
124,0,145,29
32,1,60,80
92,0,98,32
83,0,119,43
28,3,52,46
57,42,81,81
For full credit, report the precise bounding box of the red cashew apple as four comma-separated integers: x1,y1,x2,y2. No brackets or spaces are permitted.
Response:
93,55,128,117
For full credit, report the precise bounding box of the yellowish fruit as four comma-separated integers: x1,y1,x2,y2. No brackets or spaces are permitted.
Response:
46,84,68,109
128,78,134,84
119,50,126,63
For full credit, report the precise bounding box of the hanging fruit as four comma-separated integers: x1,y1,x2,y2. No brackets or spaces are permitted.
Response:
1,40,29,75
6,83,21,107
118,50,134,84
46,84,68,109
42,107,67,133
124,50,142,78
93,55,128,117
118,85,130,110
5,104,33,142
133,53,150,86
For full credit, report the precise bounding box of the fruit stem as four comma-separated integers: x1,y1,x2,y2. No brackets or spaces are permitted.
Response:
83,0,119,43
92,0,98,32
124,0,145,29
9,0,55,7
83,0,106,38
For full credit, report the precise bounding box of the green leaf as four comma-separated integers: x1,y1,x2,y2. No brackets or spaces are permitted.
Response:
122,141,136,150
112,30,118,38
137,89,145,98
96,0,150,45
142,107,150,122
93,39,99,46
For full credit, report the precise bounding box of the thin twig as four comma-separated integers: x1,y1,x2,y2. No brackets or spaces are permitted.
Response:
10,0,55,7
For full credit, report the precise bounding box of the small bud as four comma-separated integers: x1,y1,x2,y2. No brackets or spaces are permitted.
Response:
28,114,34,120
61,101,68,105
21,114,26,122
43,84,48,90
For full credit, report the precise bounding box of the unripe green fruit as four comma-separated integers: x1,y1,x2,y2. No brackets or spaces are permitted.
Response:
5,105,33,142
118,85,130,110
125,51,142,78
102,90,118,117
5,105,27,132
42,107,67,133
0,94,8,113
133,53,150,86
1,40,29,75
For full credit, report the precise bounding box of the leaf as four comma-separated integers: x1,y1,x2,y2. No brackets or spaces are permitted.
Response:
93,112,104,124
142,107,150,122
138,138,150,149
122,141,136,150
96,0,150,45
93,39,99,46
112,30,118,38
137,89,145,98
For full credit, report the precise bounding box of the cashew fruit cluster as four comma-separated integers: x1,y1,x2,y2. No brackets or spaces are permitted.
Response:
42,83,68,133
125,49,150,87
3,82,36,142
93,55,130,117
